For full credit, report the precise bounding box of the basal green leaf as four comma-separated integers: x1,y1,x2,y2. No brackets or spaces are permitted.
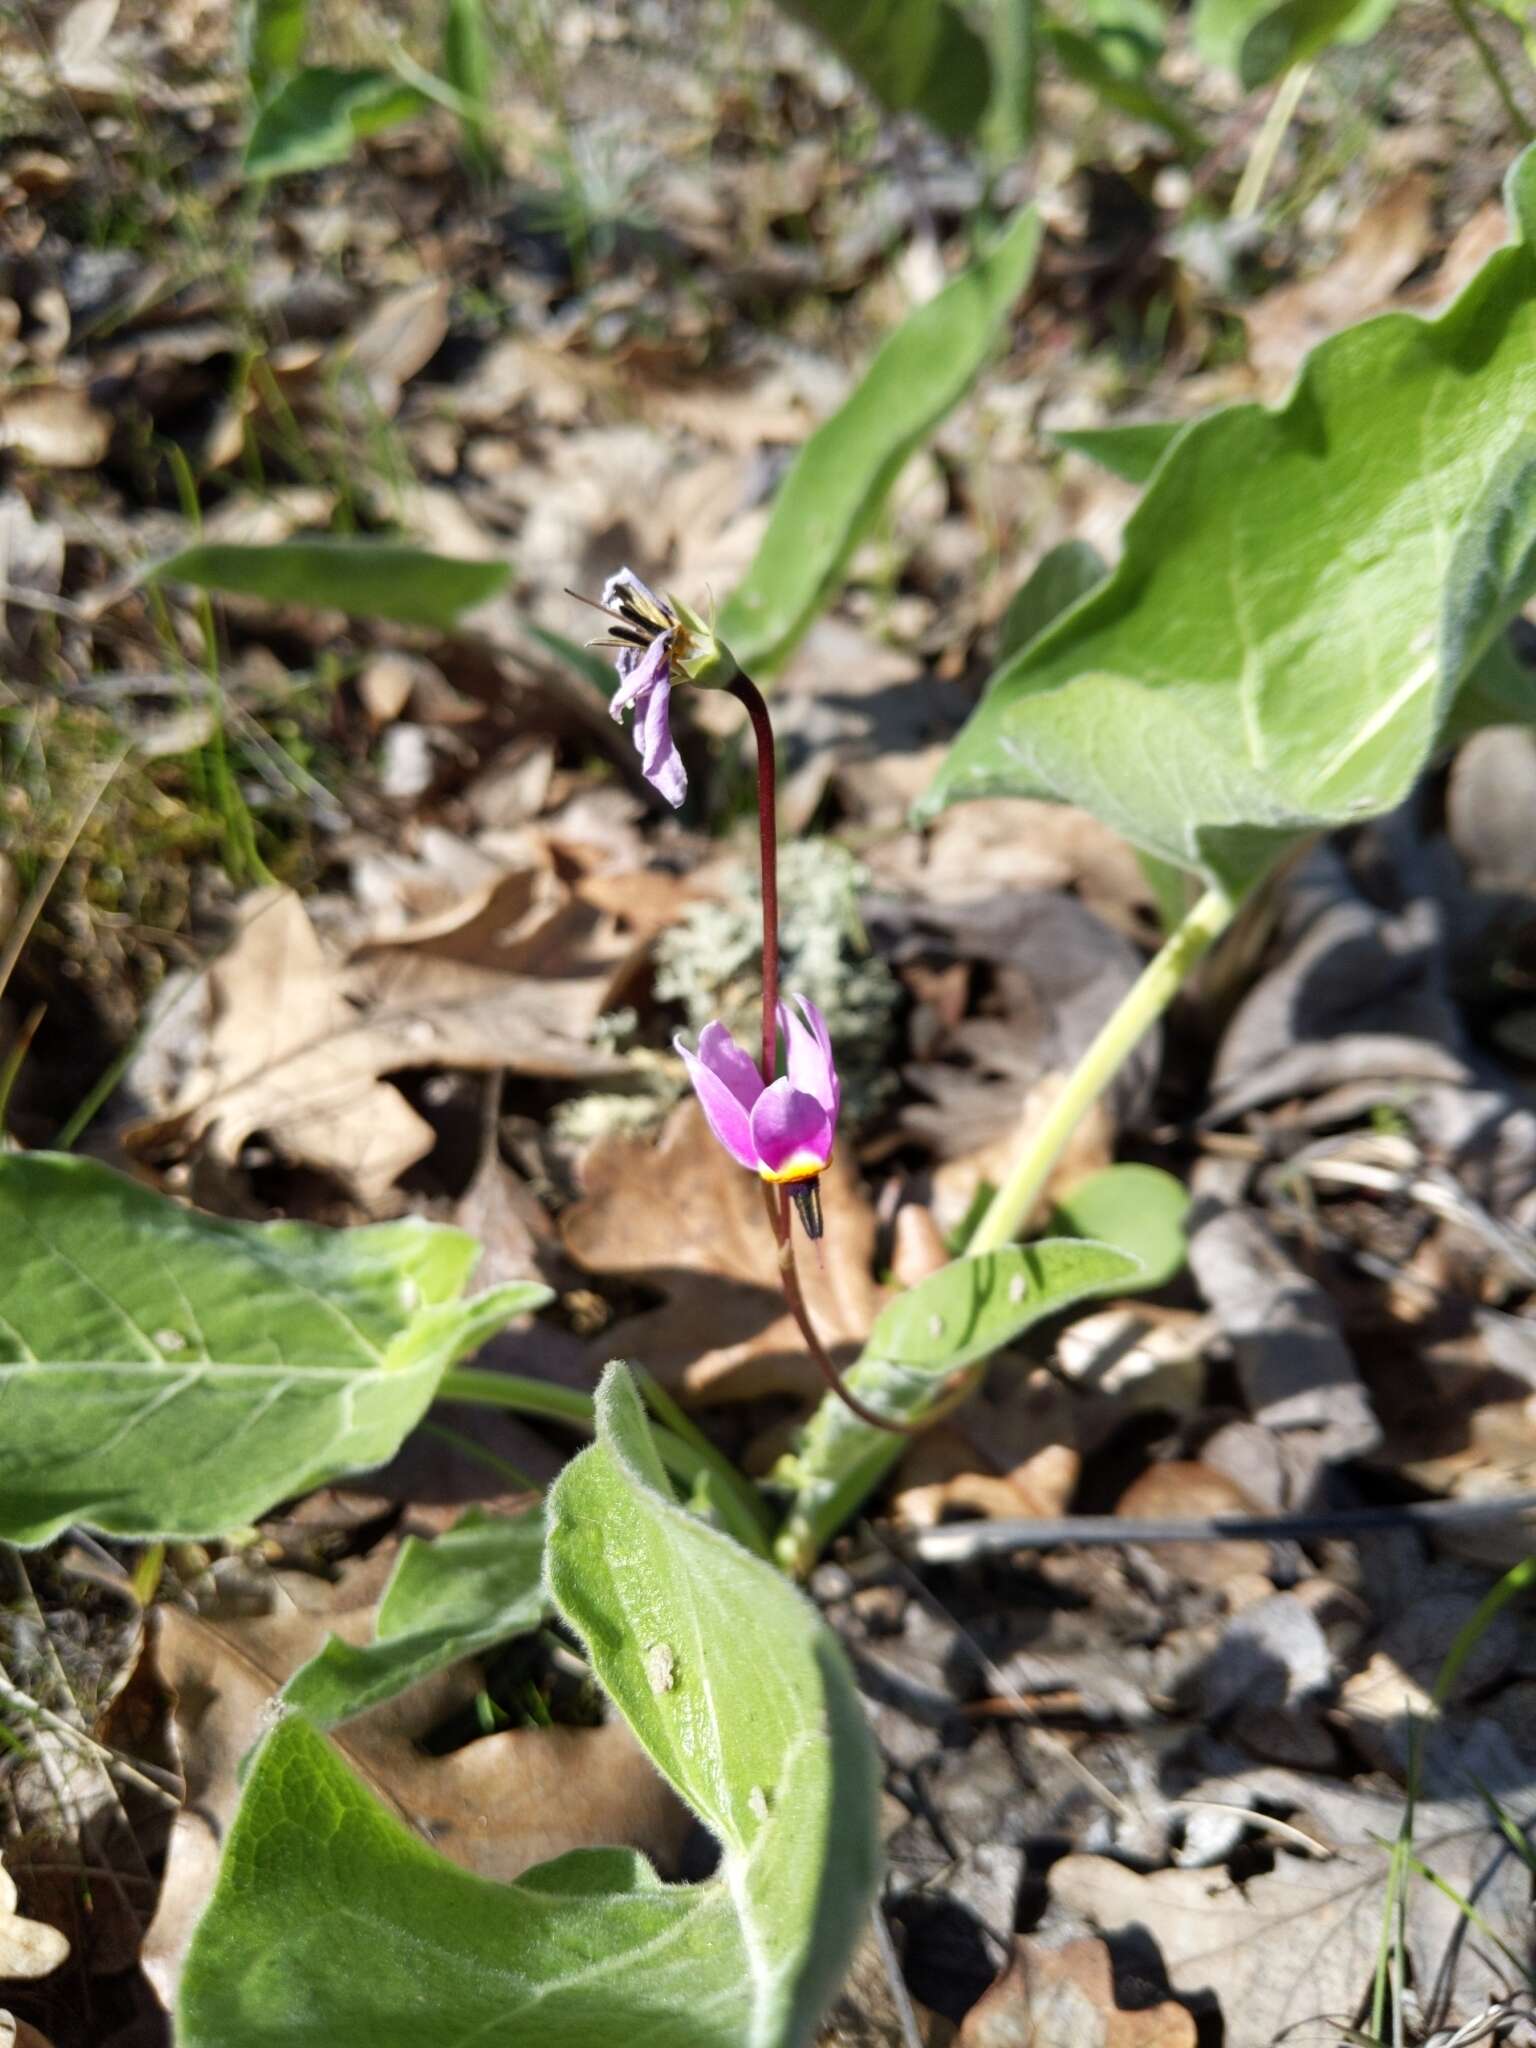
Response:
0,1154,548,1545
179,1367,880,2048
774,1239,1137,1572
1049,1163,1189,1288
772,0,992,138
922,147,1536,897
443,0,496,175
1192,0,1393,79
149,539,509,632
999,540,1107,662
720,208,1040,673
1053,418,1183,482
240,0,307,99
244,66,427,179
281,1504,546,1728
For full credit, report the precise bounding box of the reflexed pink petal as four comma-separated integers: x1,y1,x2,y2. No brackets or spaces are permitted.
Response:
675,1037,758,1168
610,631,671,720
749,1080,834,1177
778,994,839,1120
697,1020,764,1107
633,668,686,807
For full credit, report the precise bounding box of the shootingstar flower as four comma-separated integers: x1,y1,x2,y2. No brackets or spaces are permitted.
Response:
675,994,840,1239
570,569,740,810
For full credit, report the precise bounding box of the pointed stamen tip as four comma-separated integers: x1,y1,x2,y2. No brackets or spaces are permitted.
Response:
790,1179,824,1242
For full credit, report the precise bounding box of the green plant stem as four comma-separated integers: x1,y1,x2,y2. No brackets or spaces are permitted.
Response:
1446,0,1534,140
1231,62,1312,219
438,1368,771,1558
967,883,1236,1254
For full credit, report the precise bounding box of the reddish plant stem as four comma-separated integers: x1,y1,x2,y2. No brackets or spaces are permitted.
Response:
728,674,780,1089
732,673,914,1439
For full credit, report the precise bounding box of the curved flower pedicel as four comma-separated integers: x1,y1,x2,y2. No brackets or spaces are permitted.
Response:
675,995,840,1240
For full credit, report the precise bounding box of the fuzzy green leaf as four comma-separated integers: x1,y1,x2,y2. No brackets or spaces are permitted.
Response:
721,208,1040,673
922,148,1536,896
771,0,992,138
1050,1163,1189,1288
150,539,508,632
999,540,1108,661
244,66,426,179
0,1155,548,1546
774,1239,1138,1572
281,1504,546,1728
179,1367,880,2048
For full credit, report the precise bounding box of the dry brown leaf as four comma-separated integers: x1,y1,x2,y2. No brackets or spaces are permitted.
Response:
1050,1742,1529,2046
891,1370,1079,1529
1113,1462,1270,1589
0,387,111,468
139,1586,690,2009
343,280,450,415
0,1864,69,1982
125,888,434,1202
560,1100,882,1402
1244,175,1433,393
958,1934,1195,2048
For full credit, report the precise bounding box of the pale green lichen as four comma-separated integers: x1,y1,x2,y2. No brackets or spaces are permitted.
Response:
553,839,899,1150
655,838,899,1126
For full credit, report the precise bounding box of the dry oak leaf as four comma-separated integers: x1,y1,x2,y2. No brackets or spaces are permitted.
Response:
560,1100,882,1403
139,1585,689,2011
1050,1744,1530,2048
958,1934,1195,2048
0,1862,68,1981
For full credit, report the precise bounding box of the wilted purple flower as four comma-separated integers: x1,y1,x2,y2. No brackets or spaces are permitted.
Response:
675,995,840,1237
572,569,687,808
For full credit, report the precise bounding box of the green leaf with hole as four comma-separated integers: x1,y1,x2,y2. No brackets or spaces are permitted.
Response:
922,147,1536,897
244,66,427,179
281,1504,546,1728
179,1366,880,2048
720,207,1040,673
771,0,991,137
149,539,509,632
1050,1163,1189,1289
0,1154,549,1546
775,1239,1139,1572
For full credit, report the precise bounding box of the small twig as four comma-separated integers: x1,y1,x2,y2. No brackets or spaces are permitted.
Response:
870,1902,926,2048
904,1488,1536,1564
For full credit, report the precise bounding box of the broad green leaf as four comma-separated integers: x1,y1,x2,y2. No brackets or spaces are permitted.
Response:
179,1367,880,2048
1049,1163,1189,1288
1043,22,1206,153
999,539,1107,661
774,1239,1138,1572
1054,418,1183,482
240,0,307,99
983,0,1039,160
0,1154,548,1546
245,66,426,179
281,1504,546,1728
1192,0,1394,81
772,0,991,139
720,208,1041,673
149,540,509,632
443,0,496,176
921,147,1536,898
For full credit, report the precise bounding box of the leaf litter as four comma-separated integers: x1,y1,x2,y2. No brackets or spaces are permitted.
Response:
4,2,1536,2044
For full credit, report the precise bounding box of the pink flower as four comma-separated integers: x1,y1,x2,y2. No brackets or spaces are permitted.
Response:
675,995,840,1236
